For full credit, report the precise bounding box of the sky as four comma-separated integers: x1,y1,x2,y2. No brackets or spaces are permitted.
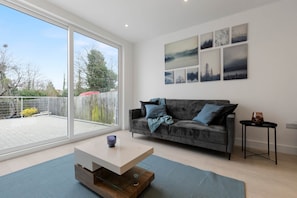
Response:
0,4,118,90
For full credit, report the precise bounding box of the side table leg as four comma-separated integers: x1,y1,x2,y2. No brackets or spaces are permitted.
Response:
267,128,270,156
275,128,277,165
241,124,243,151
244,125,246,159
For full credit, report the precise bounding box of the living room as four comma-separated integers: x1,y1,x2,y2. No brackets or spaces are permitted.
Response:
132,0,297,156
0,0,297,197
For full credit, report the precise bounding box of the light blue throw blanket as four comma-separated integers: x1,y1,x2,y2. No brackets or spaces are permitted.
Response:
147,98,174,132
147,115,174,133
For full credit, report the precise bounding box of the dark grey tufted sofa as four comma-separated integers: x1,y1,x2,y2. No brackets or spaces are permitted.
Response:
129,99,236,159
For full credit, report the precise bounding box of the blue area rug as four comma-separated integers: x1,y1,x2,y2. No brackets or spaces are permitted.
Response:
0,154,245,198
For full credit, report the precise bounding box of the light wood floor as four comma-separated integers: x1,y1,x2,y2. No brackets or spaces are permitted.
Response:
1,130,296,198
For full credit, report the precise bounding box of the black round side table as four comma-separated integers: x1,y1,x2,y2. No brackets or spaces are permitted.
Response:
240,120,277,165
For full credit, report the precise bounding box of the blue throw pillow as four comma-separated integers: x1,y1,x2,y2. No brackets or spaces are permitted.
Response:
145,104,167,119
193,104,224,125
140,101,158,117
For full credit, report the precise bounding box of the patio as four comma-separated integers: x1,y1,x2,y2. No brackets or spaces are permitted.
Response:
0,115,111,152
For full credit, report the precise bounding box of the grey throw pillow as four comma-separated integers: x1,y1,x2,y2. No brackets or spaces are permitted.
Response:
211,104,238,125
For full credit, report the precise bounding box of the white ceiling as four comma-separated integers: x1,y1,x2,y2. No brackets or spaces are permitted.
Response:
35,0,279,43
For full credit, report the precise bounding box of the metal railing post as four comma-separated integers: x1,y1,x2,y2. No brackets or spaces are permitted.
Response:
48,97,50,115
21,97,23,118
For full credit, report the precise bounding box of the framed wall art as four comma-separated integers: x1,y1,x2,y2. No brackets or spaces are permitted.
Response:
164,23,248,85
200,32,213,50
165,71,174,84
215,28,230,47
200,49,221,82
223,44,248,80
187,67,199,83
165,36,198,70
175,69,186,84
232,23,248,44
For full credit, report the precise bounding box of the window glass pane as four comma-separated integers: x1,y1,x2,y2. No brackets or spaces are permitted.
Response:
73,32,119,135
0,4,68,153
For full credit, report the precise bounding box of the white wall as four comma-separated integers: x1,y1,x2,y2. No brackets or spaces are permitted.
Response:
133,0,297,155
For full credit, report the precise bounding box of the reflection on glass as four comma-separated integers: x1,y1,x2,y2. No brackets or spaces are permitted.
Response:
73,32,119,135
0,4,68,153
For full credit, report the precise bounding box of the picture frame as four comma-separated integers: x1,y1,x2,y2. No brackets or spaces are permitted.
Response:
200,49,221,82
187,67,199,83
223,44,248,80
165,36,199,70
165,71,174,84
200,32,213,50
215,27,230,47
232,23,248,44
175,69,186,84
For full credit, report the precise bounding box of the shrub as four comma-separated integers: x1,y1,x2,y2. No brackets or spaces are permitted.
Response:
21,107,38,117
91,106,99,122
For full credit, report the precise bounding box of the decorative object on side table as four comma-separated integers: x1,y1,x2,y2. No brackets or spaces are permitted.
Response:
251,112,264,124
107,135,116,147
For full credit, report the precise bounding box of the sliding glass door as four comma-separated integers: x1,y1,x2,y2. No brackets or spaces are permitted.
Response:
0,3,120,158
0,4,68,154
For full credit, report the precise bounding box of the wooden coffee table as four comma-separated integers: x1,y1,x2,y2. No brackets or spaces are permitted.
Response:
74,135,154,198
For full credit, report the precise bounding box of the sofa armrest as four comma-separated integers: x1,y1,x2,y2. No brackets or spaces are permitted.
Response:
226,113,235,154
129,108,142,131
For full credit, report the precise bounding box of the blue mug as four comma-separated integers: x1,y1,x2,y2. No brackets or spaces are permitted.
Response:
107,135,116,147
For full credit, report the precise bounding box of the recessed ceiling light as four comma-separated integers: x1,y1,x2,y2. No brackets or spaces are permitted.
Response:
124,24,129,28
184,0,188,2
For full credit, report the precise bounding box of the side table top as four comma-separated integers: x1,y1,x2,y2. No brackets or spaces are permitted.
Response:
240,120,277,128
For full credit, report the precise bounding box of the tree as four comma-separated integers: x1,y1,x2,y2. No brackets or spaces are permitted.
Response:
0,44,23,96
23,64,42,90
45,81,59,96
85,49,117,92
61,73,68,97
74,68,85,96
0,44,56,97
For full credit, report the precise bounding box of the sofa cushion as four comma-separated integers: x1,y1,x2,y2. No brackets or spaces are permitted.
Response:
165,99,230,120
192,104,224,125
140,101,158,117
145,104,167,119
132,117,170,136
169,120,227,144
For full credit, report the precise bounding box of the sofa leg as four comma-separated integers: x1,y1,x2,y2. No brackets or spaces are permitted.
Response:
228,153,231,160
132,132,134,138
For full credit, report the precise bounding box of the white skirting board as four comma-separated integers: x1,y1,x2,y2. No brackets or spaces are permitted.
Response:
235,138,297,156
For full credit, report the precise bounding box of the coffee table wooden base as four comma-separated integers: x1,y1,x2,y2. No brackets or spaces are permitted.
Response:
75,164,154,198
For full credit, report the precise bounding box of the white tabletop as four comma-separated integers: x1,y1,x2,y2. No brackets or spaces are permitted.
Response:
74,135,153,175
